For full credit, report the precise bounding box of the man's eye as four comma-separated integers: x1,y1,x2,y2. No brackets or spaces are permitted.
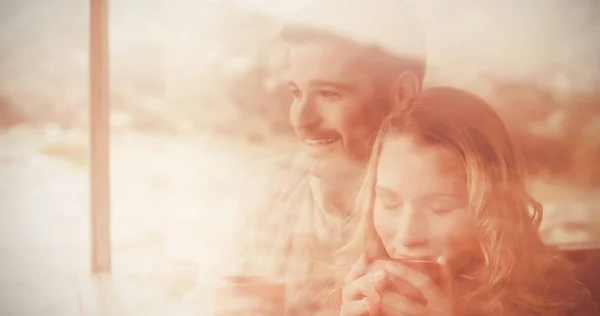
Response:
319,90,341,98
289,89,302,98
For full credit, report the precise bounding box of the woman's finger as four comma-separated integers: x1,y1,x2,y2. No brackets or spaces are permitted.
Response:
436,256,454,298
344,254,370,284
340,298,371,316
380,291,428,315
342,270,387,301
384,261,446,305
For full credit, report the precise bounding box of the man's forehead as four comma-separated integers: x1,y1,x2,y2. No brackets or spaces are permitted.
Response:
286,40,370,85
287,39,366,61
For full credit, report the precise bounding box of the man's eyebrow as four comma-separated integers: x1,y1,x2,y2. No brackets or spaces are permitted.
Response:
309,80,357,92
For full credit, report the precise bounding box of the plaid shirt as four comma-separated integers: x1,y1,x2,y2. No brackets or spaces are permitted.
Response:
225,154,347,315
176,154,350,315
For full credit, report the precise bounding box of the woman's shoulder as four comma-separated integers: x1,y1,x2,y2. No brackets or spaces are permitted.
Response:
527,245,600,315
554,277,600,315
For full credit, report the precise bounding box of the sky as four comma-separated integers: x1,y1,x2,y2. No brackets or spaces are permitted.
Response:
166,0,600,92
1,0,599,107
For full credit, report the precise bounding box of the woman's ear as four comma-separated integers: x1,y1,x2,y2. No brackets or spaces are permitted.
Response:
390,71,421,112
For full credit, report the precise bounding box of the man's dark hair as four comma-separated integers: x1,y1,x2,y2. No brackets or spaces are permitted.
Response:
280,23,426,84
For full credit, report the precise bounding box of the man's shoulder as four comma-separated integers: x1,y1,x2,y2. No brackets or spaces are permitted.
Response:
254,153,302,174
243,153,308,192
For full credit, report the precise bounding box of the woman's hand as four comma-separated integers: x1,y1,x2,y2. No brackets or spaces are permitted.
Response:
379,257,454,316
340,254,389,316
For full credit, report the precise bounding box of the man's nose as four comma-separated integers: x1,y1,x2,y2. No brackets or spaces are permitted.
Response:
393,206,429,252
290,94,321,130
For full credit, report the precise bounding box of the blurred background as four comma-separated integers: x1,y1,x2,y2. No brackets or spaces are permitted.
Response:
0,0,599,315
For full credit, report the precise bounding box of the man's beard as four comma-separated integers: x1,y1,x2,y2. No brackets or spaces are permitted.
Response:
305,146,365,182
305,94,392,179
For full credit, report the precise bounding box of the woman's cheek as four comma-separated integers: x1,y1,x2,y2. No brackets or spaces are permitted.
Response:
432,213,477,255
373,210,396,246
432,217,462,241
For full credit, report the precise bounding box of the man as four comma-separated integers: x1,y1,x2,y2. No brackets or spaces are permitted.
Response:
178,0,426,314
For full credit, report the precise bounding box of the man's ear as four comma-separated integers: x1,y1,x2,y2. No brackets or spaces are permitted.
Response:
390,71,421,112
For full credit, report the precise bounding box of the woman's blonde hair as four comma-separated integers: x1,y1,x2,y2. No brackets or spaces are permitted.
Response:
329,87,590,315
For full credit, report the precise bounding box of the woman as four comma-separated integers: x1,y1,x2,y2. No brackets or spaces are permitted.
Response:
336,87,599,315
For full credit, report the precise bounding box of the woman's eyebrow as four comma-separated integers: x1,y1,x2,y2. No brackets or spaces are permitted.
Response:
374,186,398,198
418,192,466,202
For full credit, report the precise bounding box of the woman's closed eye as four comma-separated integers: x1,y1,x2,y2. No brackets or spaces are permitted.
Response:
375,187,402,211
376,197,402,211
430,207,454,215
427,202,463,216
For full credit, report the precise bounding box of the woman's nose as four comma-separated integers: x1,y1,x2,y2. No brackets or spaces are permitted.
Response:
393,206,429,252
